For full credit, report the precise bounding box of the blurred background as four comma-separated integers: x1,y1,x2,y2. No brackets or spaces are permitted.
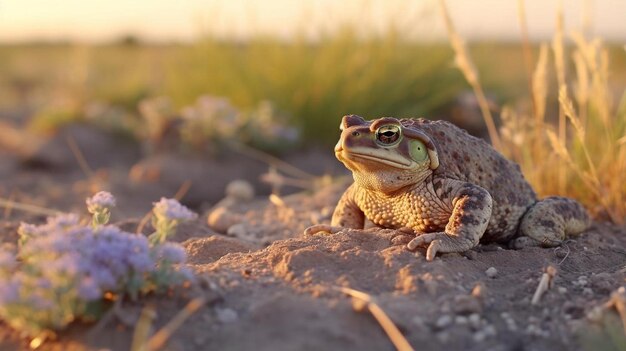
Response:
0,0,624,219
1,0,624,142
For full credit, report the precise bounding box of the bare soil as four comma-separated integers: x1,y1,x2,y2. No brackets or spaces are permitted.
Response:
0,124,625,351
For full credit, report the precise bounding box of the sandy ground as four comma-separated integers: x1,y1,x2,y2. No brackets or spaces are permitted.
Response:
0,124,625,351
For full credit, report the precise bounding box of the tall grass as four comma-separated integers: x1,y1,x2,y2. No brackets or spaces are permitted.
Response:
440,0,626,223
0,32,465,143
163,29,463,142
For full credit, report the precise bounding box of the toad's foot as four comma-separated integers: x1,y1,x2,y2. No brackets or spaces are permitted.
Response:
304,224,343,236
510,196,590,249
407,232,474,261
387,227,416,245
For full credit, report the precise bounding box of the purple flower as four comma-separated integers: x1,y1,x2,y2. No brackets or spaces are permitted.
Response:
127,252,154,273
152,198,197,221
87,192,116,226
86,191,116,213
0,208,194,337
154,243,187,264
86,191,116,208
47,213,81,228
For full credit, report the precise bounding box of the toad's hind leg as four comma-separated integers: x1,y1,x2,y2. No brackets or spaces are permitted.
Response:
510,196,590,249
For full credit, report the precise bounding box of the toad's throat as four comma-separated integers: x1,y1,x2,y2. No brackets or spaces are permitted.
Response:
341,148,413,169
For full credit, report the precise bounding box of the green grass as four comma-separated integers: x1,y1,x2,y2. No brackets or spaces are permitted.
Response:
2,35,624,144
7,34,619,143
163,29,463,142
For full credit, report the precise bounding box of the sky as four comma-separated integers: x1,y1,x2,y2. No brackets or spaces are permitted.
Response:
0,0,624,43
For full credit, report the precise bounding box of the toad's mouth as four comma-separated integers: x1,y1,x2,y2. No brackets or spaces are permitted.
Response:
338,147,413,169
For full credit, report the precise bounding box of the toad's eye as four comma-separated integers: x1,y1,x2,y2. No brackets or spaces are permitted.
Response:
375,125,401,146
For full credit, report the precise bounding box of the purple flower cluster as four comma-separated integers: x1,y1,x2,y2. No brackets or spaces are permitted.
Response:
86,191,116,213
0,213,191,337
150,198,197,245
153,198,197,221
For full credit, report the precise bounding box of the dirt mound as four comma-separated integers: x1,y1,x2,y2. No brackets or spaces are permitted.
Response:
183,190,626,351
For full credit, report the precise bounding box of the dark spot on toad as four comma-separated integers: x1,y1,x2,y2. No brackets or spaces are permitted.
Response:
539,220,556,229
461,215,481,226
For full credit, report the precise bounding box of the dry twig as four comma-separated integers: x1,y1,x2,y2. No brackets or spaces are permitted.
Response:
131,304,157,351
438,0,501,150
531,265,557,305
0,198,60,217
337,286,415,351
145,296,207,351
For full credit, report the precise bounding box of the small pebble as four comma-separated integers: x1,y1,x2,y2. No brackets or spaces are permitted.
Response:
485,267,498,278
506,320,518,331
455,316,468,325
473,331,486,342
468,313,481,329
558,287,567,294
215,308,238,324
226,223,248,238
412,316,426,327
435,315,453,329
484,325,497,336
225,180,254,200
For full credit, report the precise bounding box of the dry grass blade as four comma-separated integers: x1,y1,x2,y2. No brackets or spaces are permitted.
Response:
552,2,567,194
0,198,60,217
131,305,157,351
558,87,586,140
572,50,590,124
547,130,619,222
66,135,95,179
438,0,501,150
145,296,207,351
337,286,415,351
173,180,193,201
531,43,550,167
532,44,549,125
229,140,315,179
558,86,603,188
531,266,557,305
517,0,536,113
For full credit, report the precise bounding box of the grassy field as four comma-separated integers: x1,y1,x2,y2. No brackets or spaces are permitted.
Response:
5,36,624,141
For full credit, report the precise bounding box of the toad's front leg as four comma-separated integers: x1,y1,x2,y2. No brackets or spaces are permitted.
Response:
305,184,364,235
407,181,492,261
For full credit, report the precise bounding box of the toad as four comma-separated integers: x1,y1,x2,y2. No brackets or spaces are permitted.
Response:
306,115,590,260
